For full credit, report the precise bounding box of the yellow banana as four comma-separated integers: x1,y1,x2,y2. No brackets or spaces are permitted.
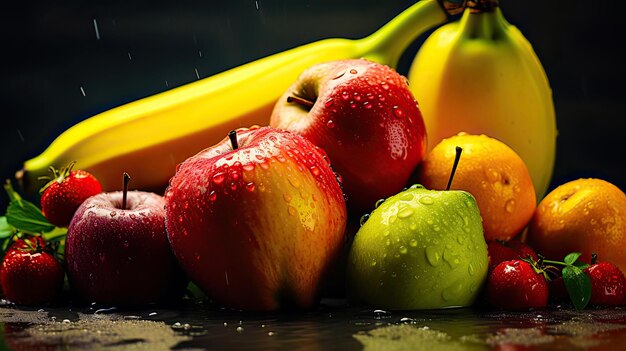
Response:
408,0,557,197
18,0,465,196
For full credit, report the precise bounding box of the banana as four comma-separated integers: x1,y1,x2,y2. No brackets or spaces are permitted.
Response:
18,0,465,196
407,0,557,197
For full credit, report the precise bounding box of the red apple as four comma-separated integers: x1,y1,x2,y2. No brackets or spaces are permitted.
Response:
164,126,347,311
270,58,427,215
66,181,184,305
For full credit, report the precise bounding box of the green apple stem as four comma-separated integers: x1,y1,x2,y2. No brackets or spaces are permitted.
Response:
229,130,239,150
446,146,463,190
287,95,315,108
122,172,130,210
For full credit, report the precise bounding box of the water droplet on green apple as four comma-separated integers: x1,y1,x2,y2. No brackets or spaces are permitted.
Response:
399,246,408,255
505,199,516,213
375,199,386,208
383,230,390,237
385,238,391,246
389,215,397,224
359,213,370,226
409,239,418,247
398,207,414,219
443,251,460,268
409,223,417,231
391,271,397,278
370,260,377,267
410,184,424,189
468,263,476,276
442,281,463,302
400,192,413,201
425,246,442,266
419,196,434,205
432,224,440,232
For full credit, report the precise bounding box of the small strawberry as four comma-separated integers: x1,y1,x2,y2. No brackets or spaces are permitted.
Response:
487,259,549,310
0,236,64,305
487,240,538,272
585,261,626,306
39,161,102,227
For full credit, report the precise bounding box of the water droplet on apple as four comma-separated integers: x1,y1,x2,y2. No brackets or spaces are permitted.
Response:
259,161,270,170
375,199,385,208
443,251,460,268
425,246,442,266
410,184,424,189
391,271,397,278
398,207,414,219
468,263,476,276
324,98,334,107
373,310,391,319
350,103,356,109
392,106,404,118
288,177,300,188
245,182,255,192
354,93,362,102
209,191,217,202
310,166,320,177
359,213,370,226
212,172,225,185
442,281,463,301
349,69,358,74
288,206,297,216
243,163,255,172
275,154,286,163
364,102,372,109
432,224,440,232
505,199,516,213
370,260,377,267
333,70,346,80
229,182,237,191
129,213,136,220
178,216,183,223
341,91,350,100
419,196,434,205
409,239,418,247
88,210,95,217
110,211,117,217
389,215,397,224
326,120,335,129
385,238,391,246
399,246,408,255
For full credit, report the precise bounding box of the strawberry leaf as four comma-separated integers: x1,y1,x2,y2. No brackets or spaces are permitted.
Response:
0,216,15,239
562,265,591,310
564,252,582,265
6,200,55,234
573,260,590,270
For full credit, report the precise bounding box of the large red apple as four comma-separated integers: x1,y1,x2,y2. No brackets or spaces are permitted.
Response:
66,186,184,305
164,126,347,311
270,58,427,215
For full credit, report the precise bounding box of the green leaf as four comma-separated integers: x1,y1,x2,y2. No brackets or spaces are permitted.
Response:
6,200,55,234
564,252,582,266
0,217,15,239
573,261,590,270
562,265,591,310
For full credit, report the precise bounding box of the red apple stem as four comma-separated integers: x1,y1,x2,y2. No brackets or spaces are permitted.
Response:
122,172,131,210
287,95,315,108
446,146,463,191
229,130,239,150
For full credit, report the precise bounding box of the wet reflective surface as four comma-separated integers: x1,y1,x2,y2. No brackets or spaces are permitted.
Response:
2,299,626,350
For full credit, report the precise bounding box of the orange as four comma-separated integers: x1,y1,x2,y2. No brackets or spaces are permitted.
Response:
418,133,536,241
527,178,626,272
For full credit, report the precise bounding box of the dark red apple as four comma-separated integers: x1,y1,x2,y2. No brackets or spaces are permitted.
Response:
270,58,427,215
164,126,347,311
66,183,184,305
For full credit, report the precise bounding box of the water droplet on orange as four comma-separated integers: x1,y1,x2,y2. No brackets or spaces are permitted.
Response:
310,166,320,176
505,199,516,213
288,206,297,216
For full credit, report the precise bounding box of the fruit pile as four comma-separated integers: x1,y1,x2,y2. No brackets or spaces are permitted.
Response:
1,0,625,315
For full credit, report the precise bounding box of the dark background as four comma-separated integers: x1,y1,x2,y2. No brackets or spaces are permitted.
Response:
1,0,625,210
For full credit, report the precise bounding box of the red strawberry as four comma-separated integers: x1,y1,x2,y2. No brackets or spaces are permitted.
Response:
585,262,626,306
0,236,64,305
487,240,538,272
487,260,549,310
40,162,102,227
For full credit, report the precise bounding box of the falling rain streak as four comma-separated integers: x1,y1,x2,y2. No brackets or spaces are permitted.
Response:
255,1,259,10
16,129,24,142
80,86,86,96
128,52,132,60
195,68,200,79
93,19,100,40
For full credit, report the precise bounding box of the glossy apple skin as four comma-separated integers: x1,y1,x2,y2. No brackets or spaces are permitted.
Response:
66,191,184,305
270,58,427,216
165,126,347,311
347,185,489,310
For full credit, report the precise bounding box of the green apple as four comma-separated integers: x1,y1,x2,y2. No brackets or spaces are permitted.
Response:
347,184,488,310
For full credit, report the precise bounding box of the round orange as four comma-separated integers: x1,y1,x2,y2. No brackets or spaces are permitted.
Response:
527,178,626,272
418,133,536,241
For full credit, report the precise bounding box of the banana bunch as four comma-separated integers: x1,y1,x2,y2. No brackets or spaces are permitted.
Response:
18,0,465,196
408,0,557,197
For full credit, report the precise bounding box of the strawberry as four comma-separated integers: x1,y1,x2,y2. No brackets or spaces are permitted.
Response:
39,161,102,227
0,236,64,305
585,261,626,306
487,259,549,310
487,240,538,272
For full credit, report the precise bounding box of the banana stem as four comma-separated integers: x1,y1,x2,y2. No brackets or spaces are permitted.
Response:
358,0,452,68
